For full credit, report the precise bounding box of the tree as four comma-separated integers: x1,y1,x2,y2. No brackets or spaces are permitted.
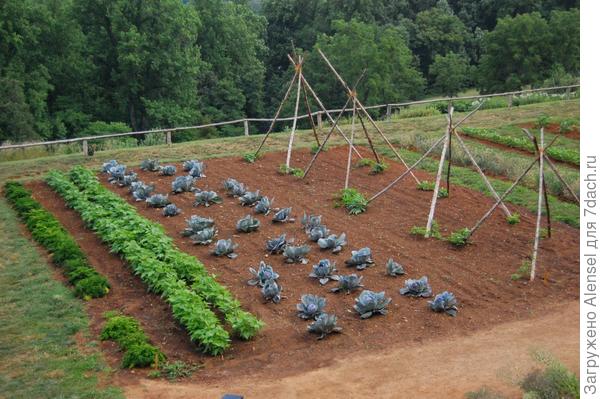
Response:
413,5,469,78
477,12,550,92
429,52,470,96
548,8,579,75
0,77,37,143
305,19,425,109
73,0,203,131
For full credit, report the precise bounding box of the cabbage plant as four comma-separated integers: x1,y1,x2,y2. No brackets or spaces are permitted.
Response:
331,274,363,294
146,194,170,208
399,276,432,298
261,279,282,303
247,261,279,287
283,245,310,264
309,259,339,285
385,258,405,277
266,234,287,254
130,182,154,201
122,172,138,186
223,178,246,197
140,159,160,171
212,239,238,258
296,294,326,319
301,213,322,233
162,204,181,217
193,191,222,207
428,291,458,316
159,165,177,176
345,247,374,270
236,215,260,233
272,207,294,223
353,290,391,319
188,162,206,178
102,160,119,173
190,227,216,245
172,175,196,193
308,225,329,242
239,190,262,206
254,197,274,215
107,165,127,184
308,313,342,339
317,233,347,254
181,215,214,236
183,159,200,172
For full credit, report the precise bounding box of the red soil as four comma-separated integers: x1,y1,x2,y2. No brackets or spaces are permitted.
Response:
519,122,580,140
29,145,579,389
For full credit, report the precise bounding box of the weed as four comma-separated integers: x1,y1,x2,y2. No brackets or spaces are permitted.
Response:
334,188,368,215
242,152,259,163
278,164,304,178
447,228,471,247
416,181,448,198
410,220,442,239
506,213,521,225
520,350,579,399
511,260,532,281
148,361,201,381
464,387,507,399
311,144,327,154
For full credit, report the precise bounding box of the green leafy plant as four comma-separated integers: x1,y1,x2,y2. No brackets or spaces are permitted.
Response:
278,164,304,177
506,213,521,225
148,361,200,381
242,152,259,163
511,260,532,281
447,228,471,247
356,158,387,174
334,188,368,215
310,144,327,154
520,351,579,399
535,114,551,129
417,181,448,198
559,118,577,134
410,220,442,239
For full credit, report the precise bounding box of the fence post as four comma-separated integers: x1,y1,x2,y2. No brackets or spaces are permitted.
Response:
565,87,571,99
243,119,249,136
386,104,392,121
317,111,323,131
165,130,172,146
82,140,88,156
507,94,513,108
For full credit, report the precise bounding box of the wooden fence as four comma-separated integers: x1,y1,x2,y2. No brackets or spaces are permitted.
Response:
0,84,579,155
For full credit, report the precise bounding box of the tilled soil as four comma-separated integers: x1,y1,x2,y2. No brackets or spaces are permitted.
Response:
29,145,579,387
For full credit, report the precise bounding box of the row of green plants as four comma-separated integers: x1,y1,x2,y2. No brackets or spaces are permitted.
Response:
46,167,263,355
3,181,110,299
460,127,579,166
100,311,165,368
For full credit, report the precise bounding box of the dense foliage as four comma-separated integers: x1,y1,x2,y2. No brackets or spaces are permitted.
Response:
45,167,263,354
3,181,110,299
0,1,578,144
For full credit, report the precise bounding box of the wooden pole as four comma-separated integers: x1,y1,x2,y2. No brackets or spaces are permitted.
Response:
82,140,88,156
316,48,419,183
166,130,172,146
285,61,304,168
300,75,363,158
446,103,453,197
254,68,298,157
344,98,357,189
317,111,323,131
469,157,538,237
386,104,392,120
544,155,580,203
300,77,321,147
243,120,249,136
356,110,381,163
453,131,513,217
369,134,446,202
303,96,353,177
530,128,545,281
425,113,452,237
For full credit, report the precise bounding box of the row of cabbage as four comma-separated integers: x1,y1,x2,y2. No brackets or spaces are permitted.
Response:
4,181,110,299
46,167,263,355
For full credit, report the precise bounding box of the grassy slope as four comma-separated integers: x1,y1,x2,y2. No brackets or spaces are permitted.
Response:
0,199,124,398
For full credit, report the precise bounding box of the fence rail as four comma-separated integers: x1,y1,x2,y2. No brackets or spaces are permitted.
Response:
0,84,579,153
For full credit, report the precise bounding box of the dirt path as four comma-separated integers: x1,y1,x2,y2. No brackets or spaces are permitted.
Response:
126,301,578,399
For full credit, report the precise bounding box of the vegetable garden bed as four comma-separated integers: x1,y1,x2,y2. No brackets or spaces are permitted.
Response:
28,145,579,384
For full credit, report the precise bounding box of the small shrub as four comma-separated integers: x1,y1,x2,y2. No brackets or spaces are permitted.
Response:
311,144,327,154
535,114,551,129
279,164,304,177
447,228,470,247
519,352,579,399
334,188,368,215
511,260,531,281
410,220,442,239
506,213,521,225
122,343,166,369
370,162,388,175
74,275,110,299
242,152,259,163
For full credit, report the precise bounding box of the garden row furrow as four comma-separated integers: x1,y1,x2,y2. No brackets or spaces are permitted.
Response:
3,182,111,299
45,170,242,355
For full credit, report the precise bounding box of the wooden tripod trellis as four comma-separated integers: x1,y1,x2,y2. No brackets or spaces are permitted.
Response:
253,52,363,168
466,128,580,281
369,101,513,237
304,49,420,187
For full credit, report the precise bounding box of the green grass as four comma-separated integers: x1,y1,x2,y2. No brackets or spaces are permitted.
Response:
0,199,123,398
